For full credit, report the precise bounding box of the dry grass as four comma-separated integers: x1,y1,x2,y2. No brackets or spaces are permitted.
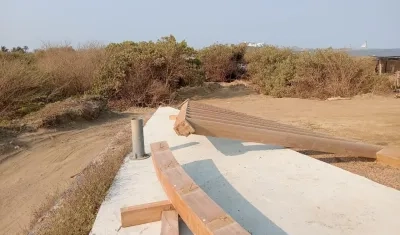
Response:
29,110,153,235
94,36,202,109
245,47,393,98
0,44,106,120
29,190,62,229
22,96,107,129
1,40,394,122
30,122,135,234
199,43,247,82
292,50,391,98
35,44,106,100
0,55,47,119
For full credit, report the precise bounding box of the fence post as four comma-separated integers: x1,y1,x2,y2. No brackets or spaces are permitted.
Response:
131,118,148,160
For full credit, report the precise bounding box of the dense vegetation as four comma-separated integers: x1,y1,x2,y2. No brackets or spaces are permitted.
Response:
0,35,391,120
245,46,390,98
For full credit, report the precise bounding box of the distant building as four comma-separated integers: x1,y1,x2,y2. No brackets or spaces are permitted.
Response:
347,49,400,75
372,55,400,75
246,42,265,47
361,41,368,49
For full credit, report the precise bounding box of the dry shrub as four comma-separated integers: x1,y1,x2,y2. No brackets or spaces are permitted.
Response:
246,47,391,98
36,43,106,101
292,49,385,98
245,46,296,97
0,43,106,120
23,96,107,129
199,43,246,82
0,53,48,119
30,118,143,235
36,157,127,235
94,35,202,108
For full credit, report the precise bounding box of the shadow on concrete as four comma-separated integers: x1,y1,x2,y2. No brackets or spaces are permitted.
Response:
207,136,283,156
170,142,200,151
183,159,288,235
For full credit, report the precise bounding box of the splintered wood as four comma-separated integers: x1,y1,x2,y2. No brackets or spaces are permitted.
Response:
151,141,250,235
173,99,400,167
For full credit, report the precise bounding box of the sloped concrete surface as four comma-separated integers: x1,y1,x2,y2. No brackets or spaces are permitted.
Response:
90,107,400,235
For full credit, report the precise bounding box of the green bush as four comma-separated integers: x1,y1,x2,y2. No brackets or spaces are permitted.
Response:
94,35,203,108
245,46,296,97
0,39,394,121
245,46,389,98
199,43,246,82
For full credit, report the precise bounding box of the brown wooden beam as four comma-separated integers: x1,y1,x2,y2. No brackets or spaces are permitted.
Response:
174,100,385,159
151,141,250,235
120,200,174,227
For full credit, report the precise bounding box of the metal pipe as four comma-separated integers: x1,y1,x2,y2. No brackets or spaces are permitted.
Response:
131,118,145,159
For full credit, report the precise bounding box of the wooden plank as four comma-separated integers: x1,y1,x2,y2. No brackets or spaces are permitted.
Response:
173,101,194,136
185,99,352,138
151,141,250,235
120,200,174,227
186,112,349,141
160,210,179,235
174,99,384,159
190,118,381,158
169,115,177,120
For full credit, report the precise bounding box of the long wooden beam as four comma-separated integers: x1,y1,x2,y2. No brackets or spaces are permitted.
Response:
173,100,400,167
151,141,250,235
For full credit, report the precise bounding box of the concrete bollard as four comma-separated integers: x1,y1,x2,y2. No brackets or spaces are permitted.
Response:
131,118,148,159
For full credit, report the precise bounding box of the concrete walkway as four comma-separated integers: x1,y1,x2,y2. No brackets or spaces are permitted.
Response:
90,107,400,235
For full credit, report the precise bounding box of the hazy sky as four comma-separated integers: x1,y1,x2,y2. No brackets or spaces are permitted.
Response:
1,0,399,49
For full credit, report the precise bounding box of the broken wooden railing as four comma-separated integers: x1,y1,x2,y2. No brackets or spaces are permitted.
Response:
173,99,400,168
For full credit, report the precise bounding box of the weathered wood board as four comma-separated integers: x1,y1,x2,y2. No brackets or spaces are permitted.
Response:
173,99,400,167
151,141,250,235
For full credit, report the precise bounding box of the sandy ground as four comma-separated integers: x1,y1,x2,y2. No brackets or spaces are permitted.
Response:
1,85,400,234
0,110,151,235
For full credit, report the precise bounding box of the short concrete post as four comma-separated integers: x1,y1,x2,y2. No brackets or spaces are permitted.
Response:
131,118,147,159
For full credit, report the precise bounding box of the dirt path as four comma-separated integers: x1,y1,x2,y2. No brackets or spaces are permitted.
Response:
0,111,150,235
